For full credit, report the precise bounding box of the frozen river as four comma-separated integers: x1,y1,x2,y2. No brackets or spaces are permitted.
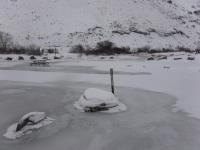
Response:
0,81,200,150
0,54,200,150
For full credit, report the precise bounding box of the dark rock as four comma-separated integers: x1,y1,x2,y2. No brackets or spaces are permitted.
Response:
174,57,182,60
157,56,167,60
84,103,118,112
54,56,61,59
30,56,36,60
167,0,172,4
18,56,24,60
5,57,12,61
42,56,49,60
187,57,195,60
112,30,130,35
16,112,46,132
194,10,200,15
16,118,34,132
147,57,154,61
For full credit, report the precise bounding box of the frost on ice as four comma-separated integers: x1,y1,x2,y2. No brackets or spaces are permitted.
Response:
4,112,54,140
74,88,127,113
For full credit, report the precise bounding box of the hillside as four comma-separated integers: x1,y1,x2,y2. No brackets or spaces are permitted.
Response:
0,0,200,50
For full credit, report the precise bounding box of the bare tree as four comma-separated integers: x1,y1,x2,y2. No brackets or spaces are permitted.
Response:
26,44,42,55
0,31,13,50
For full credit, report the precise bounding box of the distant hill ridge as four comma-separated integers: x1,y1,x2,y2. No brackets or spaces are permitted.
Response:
0,0,200,49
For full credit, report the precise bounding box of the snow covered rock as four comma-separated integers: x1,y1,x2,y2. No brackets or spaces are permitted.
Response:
74,88,127,113
4,112,54,140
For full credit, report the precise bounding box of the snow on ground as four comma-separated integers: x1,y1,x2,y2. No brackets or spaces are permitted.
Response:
0,53,199,119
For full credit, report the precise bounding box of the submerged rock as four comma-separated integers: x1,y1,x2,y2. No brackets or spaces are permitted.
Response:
74,88,127,113
4,112,54,139
187,56,195,60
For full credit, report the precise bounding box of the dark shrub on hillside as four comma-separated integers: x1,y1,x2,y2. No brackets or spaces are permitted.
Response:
195,48,200,54
47,48,58,54
10,46,26,54
84,46,93,55
95,40,114,55
162,48,175,53
112,46,131,54
148,49,159,53
70,44,85,54
135,47,174,54
137,46,151,53
27,49,41,55
177,46,193,53
70,44,85,57
0,44,42,55
47,49,54,53
27,45,42,56
27,47,42,56
70,41,131,55
135,46,193,54
81,41,114,55
0,48,5,54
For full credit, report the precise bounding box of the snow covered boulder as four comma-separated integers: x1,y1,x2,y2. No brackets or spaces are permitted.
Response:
4,112,54,140
74,88,127,113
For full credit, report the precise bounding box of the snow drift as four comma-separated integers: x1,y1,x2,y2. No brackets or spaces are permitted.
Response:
4,112,54,140
74,88,127,113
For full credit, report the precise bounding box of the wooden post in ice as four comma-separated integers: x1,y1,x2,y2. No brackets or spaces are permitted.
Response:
110,68,115,94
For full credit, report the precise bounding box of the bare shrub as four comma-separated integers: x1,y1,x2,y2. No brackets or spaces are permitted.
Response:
0,31,13,50
26,44,42,55
137,46,151,53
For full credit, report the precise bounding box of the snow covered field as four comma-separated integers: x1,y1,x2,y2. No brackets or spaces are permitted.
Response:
0,52,200,149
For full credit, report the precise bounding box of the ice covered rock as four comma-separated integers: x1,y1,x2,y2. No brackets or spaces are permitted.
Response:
4,112,54,140
16,112,46,131
74,88,127,113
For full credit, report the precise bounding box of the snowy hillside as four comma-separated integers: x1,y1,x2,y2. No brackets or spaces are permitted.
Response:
1,0,200,49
